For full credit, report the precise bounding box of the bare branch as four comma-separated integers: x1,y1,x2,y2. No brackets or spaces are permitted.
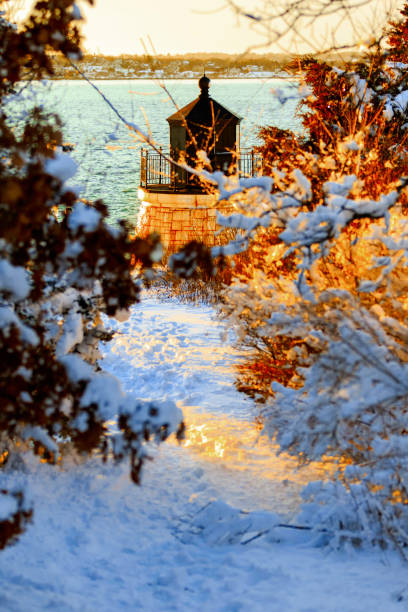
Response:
226,0,402,55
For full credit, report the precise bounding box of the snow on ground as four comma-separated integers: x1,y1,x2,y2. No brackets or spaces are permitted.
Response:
101,295,329,517
1,295,407,611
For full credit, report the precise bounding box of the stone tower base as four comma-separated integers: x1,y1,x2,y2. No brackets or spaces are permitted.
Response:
136,189,234,252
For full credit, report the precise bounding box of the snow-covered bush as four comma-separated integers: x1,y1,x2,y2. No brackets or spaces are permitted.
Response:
212,3,408,552
0,1,185,549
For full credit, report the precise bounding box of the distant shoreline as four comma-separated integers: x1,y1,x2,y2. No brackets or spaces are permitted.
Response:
45,51,355,82
29,74,297,82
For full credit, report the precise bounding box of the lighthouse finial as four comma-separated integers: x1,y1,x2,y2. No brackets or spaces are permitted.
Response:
198,74,210,98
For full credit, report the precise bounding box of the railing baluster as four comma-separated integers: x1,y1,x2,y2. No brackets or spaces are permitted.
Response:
140,148,144,187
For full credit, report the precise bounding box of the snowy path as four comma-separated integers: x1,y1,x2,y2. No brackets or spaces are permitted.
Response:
1,296,407,611
101,295,327,517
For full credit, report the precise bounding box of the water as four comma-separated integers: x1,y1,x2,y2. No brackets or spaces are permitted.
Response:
10,78,301,226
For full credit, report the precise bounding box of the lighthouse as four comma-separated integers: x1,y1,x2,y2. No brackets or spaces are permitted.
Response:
166,75,241,187
138,77,259,251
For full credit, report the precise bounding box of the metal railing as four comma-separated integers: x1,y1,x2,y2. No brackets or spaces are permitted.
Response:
140,147,173,188
238,149,263,178
140,148,262,191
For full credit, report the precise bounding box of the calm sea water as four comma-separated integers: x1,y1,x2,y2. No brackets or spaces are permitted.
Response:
13,79,301,225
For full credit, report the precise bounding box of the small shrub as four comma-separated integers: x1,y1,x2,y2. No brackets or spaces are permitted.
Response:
215,2,408,552
0,0,185,549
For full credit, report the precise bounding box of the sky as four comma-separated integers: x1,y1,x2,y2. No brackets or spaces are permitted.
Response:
78,0,403,56
12,0,405,56
80,0,263,56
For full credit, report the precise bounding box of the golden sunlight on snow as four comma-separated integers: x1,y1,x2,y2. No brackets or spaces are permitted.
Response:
175,406,332,487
